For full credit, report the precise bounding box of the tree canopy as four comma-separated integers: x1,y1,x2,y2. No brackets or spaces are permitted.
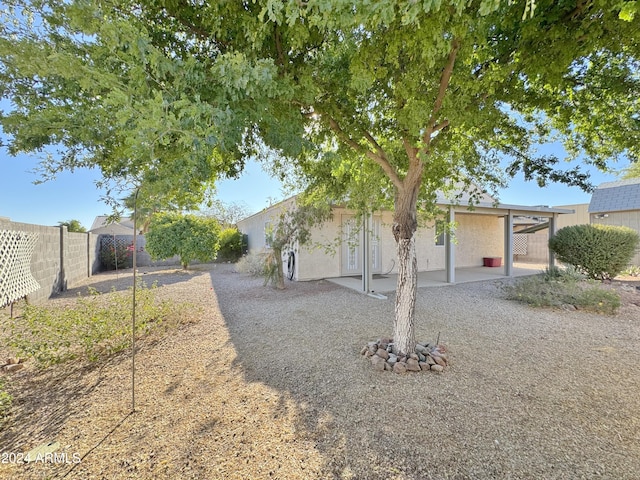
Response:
1,0,638,355
58,219,86,232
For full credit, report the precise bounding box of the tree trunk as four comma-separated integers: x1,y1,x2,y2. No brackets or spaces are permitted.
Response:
393,234,417,356
273,246,285,290
392,166,421,357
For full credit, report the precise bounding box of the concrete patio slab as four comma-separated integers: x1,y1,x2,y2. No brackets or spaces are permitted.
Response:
326,263,546,294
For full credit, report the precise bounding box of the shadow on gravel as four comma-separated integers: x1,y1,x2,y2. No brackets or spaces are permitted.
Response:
51,267,205,299
209,269,439,479
210,267,640,480
0,355,132,471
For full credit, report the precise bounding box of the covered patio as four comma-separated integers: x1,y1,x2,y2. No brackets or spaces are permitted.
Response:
346,202,572,296
327,263,547,296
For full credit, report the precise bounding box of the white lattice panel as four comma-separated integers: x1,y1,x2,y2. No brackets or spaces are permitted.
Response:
0,230,40,307
513,233,528,255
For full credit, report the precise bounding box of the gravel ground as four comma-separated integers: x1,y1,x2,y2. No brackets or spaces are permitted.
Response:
1,263,639,479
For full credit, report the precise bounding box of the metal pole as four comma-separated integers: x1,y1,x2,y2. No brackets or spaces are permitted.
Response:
132,187,140,413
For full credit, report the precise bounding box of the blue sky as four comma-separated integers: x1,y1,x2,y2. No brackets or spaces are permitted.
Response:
0,145,627,230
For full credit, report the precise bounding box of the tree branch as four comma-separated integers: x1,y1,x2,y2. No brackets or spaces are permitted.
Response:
423,38,460,146
325,115,404,190
274,24,287,73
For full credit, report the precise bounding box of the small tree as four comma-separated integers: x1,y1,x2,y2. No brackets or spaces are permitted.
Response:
146,213,220,269
549,224,640,281
58,220,86,233
217,227,244,262
264,202,332,289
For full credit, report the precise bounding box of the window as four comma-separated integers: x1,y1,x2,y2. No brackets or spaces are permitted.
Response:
264,221,272,248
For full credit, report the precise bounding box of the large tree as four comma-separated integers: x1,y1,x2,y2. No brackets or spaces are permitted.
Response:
1,0,638,356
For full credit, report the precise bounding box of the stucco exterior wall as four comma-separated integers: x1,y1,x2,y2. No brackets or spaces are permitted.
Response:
237,199,297,252
454,213,504,266
296,209,344,280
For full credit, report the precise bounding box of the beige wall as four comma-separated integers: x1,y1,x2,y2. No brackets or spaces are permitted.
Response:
514,234,550,264
237,198,297,252
553,204,590,229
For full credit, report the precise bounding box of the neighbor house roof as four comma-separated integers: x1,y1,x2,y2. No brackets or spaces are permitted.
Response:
89,216,135,234
588,178,640,213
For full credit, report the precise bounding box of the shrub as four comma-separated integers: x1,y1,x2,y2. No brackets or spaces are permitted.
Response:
2,282,200,368
622,265,640,277
542,265,585,282
235,252,268,276
505,274,621,314
217,228,243,262
549,224,640,280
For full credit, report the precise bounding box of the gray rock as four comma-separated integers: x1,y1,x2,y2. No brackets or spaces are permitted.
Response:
406,358,421,372
415,344,428,355
419,361,430,371
430,364,444,373
417,353,426,362
430,352,447,366
371,355,386,371
393,362,407,374
408,353,419,360
376,348,389,360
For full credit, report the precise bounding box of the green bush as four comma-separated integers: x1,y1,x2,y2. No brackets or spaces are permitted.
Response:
2,282,200,368
505,274,621,314
217,228,243,262
549,224,640,280
146,213,220,269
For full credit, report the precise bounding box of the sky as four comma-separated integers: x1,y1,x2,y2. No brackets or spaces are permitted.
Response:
0,144,629,231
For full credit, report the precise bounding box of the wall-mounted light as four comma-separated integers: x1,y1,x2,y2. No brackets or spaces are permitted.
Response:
594,214,609,219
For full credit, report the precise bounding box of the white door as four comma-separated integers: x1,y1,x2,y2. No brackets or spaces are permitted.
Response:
371,216,382,274
341,215,382,276
341,215,361,275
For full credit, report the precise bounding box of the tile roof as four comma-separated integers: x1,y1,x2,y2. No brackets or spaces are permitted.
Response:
588,178,640,213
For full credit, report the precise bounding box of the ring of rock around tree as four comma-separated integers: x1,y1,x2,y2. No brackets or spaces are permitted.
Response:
361,339,448,373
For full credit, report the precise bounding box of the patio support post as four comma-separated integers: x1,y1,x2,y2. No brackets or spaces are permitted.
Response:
362,213,372,293
446,206,455,283
548,213,557,270
504,210,514,277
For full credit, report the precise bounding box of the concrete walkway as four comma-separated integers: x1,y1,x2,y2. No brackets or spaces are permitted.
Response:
326,263,546,295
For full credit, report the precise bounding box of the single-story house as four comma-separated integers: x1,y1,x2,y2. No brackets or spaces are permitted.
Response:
588,178,640,265
237,192,573,292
